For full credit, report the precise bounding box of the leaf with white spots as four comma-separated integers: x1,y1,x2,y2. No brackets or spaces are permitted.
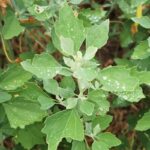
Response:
21,53,62,80
115,86,145,102
0,65,32,91
53,5,85,54
42,109,84,150
86,20,109,49
99,66,139,92
3,98,47,129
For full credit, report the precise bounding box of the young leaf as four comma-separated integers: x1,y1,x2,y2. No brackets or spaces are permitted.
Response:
21,53,62,80
2,9,24,39
42,110,84,150
86,20,109,49
92,132,121,150
3,98,47,129
0,65,32,91
84,46,98,60
60,36,74,56
136,110,150,131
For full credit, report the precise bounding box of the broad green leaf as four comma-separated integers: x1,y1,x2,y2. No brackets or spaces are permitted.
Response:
84,46,98,60
15,82,47,101
88,90,110,115
99,66,139,92
72,141,88,150
79,100,95,116
38,95,55,110
42,110,84,150
115,86,145,102
60,36,74,56
2,9,24,39
86,20,109,49
136,110,150,131
131,40,150,60
92,115,113,131
0,65,32,91
53,5,85,53
21,53,62,80
92,132,121,150
3,98,47,128
16,123,45,149
0,91,12,103
132,16,150,29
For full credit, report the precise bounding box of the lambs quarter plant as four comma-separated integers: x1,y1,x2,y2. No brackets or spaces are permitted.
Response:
0,0,150,150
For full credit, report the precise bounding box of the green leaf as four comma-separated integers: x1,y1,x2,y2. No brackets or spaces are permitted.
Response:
43,79,74,98
15,82,47,101
21,53,62,80
53,5,85,53
132,16,150,29
84,46,98,60
16,123,45,149
0,91,12,103
88,90,110,115
131,40,150,60
92,132,121,150
0,65,32,90
60,36,74,56
2,9,24,39
65,98,78,109
28,4,51,21
60,76,76,92
42,110,84,150
92,115,113,131
72,141,88,150
115,86,145,102
70,0,83,4
79,100,95,116
38,95,55,110
86,20,109,49
99,66,139,92
136,110,150,131
3,98,47,128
